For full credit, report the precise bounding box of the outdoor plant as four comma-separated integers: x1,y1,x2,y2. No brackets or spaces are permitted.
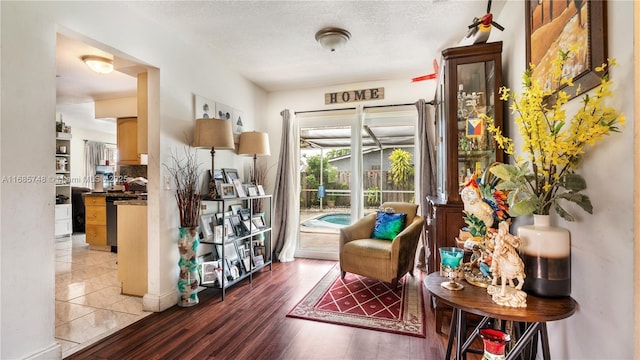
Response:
486,48,625,221
388,148,414,188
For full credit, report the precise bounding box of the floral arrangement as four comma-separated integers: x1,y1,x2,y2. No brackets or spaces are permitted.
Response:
486,48,625,221
164,148,202,228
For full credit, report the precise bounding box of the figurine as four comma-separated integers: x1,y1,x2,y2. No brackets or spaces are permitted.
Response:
487,221,527,307
461,178,495,229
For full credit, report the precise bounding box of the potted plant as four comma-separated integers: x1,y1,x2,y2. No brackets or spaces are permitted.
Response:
164,148,202,307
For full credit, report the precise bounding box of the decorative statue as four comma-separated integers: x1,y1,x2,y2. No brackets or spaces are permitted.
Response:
461,178,495,230
487,221,527,307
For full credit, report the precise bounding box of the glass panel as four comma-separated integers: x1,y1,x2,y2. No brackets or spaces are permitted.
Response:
456,60,497,190
435,73,447,199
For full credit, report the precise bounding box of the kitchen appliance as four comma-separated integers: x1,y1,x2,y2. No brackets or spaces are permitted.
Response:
95,165,115,190
94,174,105,192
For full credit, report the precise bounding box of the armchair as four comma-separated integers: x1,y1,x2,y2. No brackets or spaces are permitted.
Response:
339,202,425,288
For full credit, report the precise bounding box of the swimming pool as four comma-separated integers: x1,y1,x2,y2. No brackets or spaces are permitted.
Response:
301,213,351,229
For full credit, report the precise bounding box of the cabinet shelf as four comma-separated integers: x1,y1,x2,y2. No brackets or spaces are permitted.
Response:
55,127,72,238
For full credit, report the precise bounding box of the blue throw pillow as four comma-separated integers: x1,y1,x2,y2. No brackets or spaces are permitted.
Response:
372,211,407,240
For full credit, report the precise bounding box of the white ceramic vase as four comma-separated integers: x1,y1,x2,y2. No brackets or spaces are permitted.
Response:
517,214,571,297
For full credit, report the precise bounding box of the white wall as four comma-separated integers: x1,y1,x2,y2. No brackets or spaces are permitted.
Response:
491,1,635,358
0,2,266,359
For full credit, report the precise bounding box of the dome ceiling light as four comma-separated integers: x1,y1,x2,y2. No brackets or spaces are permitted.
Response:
81,55,114,74
315,27,351,52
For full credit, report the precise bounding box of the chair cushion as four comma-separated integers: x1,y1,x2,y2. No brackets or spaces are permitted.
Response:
342,238,392,260
371,211,407,240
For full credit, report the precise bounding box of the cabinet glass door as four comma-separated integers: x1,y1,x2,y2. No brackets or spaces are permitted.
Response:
456,60,497,189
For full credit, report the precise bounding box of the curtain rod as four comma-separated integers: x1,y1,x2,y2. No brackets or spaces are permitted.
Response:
294,100,433,115
83,139,116,146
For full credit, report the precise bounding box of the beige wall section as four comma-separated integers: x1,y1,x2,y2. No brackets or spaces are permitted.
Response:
635,2,639,359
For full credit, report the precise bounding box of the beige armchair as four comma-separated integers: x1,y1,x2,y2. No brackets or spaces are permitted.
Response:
339,202,425,288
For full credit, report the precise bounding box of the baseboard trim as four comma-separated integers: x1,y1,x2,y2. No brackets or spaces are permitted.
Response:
24,342,61,360
143,290,177,312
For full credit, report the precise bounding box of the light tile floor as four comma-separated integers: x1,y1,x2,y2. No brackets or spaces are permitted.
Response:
55,234,151,358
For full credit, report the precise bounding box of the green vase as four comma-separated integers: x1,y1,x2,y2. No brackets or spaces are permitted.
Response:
177,227,200,307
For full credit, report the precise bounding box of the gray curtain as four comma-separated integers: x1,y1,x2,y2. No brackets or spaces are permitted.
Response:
84,141,106,189
416,99,436,270
271,109,298,262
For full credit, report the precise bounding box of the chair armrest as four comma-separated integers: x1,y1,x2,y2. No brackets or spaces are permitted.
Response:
339,213,377,245
390,215,425,255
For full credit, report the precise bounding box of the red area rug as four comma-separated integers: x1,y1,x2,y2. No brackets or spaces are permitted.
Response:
286,264,425,337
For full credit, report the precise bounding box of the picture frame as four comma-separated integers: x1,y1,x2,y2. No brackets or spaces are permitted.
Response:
222,168,240,184
251,215,266,229
232,109,245,135
239,208,251,221
254,245,266,257
229,214,249,237
230,204,242,215
247,185,258,197
194,94,214,119
215,211,232,225
256,185,266,196
223,218,234,238
214,225,224,241
243,219,254,233
525,0,607,98
220,183,236,198
199,214,216,240
254,254,265,267
215,102,233,121
233,179,247,198
200,261,219,285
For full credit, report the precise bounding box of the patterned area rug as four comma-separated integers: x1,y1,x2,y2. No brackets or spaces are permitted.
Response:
286,264,425,337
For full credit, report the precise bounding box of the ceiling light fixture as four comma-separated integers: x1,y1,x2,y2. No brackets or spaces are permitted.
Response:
315,27,351,52
81,55,114,74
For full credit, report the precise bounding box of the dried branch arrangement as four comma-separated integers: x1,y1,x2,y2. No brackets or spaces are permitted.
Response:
164,148,202,228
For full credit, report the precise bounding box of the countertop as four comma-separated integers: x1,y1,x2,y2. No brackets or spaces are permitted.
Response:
83,192,146,199
114,200,147,206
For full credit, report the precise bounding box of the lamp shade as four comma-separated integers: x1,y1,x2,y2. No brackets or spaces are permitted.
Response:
193,118,235,149
238,131,271,156
81,55,114,74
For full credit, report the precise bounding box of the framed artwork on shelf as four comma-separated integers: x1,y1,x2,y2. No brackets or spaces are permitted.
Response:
243,219,254,233
251,215,266,229
256,185,266,196
194,95,214,119
222,168,239,184
215,102,233,121
230,204,242,215
247,185,258,197
214,225,224,241
200,261,218,285
239,208,251,221
233,179,247,198
199,213,216,240
215,211,232,225
525,0,607,98
220,183,236,198
254,254,265,267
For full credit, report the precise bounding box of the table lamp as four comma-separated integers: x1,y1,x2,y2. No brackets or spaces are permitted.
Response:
237,131,271,184
193,118,235,197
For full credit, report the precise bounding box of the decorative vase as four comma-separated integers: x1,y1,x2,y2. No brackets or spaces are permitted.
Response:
479,328,511,359
517,214,571,297
177,227,200,307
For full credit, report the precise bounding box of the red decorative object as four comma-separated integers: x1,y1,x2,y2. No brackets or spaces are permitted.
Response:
479,328,511,359
286,265,425,337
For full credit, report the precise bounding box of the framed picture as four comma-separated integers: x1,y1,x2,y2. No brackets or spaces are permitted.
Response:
247,185,258,197
214,225,224,241
222,168,239,184
233,179,247,198
251,215,266,229
243,219,254,233
215,102,233,121
230,204,242,215
229,214,249,237
223,218,234,238
254,245,266,257
233,109,245,135
256,185,266,196
212,169,224,181
194,94,214,119
199,214,216,240
254,254,265,267
526,0,607,97
200,261,219,285
220,183,236,198
215,211,232,225
239,208,251,221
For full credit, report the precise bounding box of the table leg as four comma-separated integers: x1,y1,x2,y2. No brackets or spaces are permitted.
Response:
445,307,458,360
456,308,466,360
539,322,551,360
506,322,542,360
460,316,490,354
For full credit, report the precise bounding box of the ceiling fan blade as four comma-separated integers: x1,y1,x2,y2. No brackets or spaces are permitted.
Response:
492,21,505,31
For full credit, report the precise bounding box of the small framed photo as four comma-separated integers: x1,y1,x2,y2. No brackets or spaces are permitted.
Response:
200,261,218,285
229,214,249,237
247,185,258,197
215,211,232,225
199,214,215,240
243,219,253,233
220,183,236,198
223,218,234,238
212,169,224,181
254,254,265,267
214,225,224,241
230,204,242,215
254,245,266,257
233,179,247,197
251,215,266,229
239,208,251,221
222,168,239,184
256,185,266,196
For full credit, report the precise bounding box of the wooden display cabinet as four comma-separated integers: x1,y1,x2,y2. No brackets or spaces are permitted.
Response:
427,41,504,275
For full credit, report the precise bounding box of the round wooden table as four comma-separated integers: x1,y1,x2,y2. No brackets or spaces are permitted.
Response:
425,272,577,360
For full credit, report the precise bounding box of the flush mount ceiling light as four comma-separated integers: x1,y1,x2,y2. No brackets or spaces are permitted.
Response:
315,27,351,52
81,55,114,74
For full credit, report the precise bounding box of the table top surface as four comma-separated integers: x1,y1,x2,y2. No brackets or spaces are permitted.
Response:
425,272,577,322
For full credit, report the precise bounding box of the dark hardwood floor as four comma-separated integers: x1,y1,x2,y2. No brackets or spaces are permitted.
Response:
66,259,481,359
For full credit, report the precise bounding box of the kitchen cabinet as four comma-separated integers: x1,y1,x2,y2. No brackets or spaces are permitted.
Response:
427,41,504,274
117,117,141,165
117,202,147,296
84,195,108,250
55,130,72,238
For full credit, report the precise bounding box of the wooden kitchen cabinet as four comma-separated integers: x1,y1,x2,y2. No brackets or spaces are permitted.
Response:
84,195,108,248
117,117,140,165
117,203,147,296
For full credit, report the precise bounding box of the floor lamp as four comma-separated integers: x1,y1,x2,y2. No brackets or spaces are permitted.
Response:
238,131,271,184
193,118,235,198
